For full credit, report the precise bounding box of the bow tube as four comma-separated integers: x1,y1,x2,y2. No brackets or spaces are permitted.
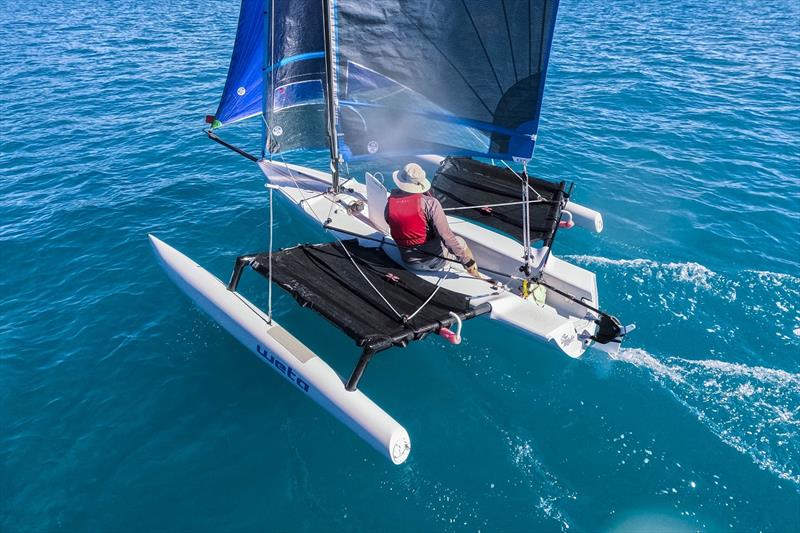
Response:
563,201,604,233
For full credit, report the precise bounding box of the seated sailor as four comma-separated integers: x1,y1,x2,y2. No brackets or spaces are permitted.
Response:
385,163,479,276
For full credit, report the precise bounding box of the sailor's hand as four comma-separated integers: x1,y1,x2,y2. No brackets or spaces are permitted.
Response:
465,259,480,277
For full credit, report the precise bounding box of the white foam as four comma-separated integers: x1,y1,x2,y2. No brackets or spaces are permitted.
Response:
566,255,800,343
565,255,716,290
501,430,576,531
610,347,684,383
610,347,800,485
566,255,800,293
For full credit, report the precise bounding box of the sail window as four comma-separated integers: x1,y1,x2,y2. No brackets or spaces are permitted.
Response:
273,80,325,111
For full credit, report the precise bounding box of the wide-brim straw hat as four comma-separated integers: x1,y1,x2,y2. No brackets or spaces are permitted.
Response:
392,163,431,193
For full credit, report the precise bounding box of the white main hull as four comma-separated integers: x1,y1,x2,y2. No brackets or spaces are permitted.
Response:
149,234,411,464
259,159,616,358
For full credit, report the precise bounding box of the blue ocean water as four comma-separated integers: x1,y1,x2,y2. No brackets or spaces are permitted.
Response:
2,0,799,530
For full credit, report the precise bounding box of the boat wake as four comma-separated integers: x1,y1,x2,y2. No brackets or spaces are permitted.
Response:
565,255,800,348
500,430,576,531
609,347,800,486
566,254,800,486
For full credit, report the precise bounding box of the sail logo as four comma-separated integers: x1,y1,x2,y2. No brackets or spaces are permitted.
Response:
256,345,310,393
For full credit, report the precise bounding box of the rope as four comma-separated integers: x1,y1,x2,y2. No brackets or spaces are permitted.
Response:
265,0,276,159
337,240,404,319
403,263,450,322
337,238,451,323
267,186,273,324
501,159,544,200
521,161,532,274
442,198,547,211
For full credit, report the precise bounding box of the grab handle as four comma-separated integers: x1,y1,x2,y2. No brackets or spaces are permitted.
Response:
438,312,463,345
559,210,575,229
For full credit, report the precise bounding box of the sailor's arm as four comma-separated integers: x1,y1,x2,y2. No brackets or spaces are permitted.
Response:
425,196,474,268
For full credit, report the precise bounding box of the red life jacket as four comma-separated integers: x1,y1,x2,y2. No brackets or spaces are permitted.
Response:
385,193,431,247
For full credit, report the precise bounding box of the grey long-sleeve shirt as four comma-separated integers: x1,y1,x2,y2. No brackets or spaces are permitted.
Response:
385,192,471,266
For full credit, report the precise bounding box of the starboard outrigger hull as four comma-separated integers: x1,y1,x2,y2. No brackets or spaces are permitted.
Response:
148,234,412,464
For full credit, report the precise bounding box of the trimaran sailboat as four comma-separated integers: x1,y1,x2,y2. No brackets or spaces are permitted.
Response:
150,0,633,464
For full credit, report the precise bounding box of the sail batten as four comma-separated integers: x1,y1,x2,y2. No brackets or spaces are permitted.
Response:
266,52,325,73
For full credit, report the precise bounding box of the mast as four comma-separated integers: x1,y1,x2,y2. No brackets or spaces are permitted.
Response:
261,0,272,160
322,0,340,192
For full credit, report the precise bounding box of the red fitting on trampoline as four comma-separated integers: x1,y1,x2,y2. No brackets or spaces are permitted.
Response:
438,328,461,344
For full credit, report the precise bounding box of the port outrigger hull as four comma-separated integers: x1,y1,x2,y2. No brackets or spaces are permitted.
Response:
148,234,412,464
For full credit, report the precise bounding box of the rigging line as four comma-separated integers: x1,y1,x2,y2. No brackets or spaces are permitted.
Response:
537,0,547,73
404,263,449,322
267,186,273,323
500,159,545,200
334,216,446,323
442,198,547,211
268,0,276,159
234,292,273,327
400,9,493,116
437,170,533,197
534,277,605,318
501,0,518,83
522,161,531,270
459,0,504,95
433,186,540,230
325,223,519,293
436,171,561,205
338,240,404,319
276,152,323,218
261,113,274,155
